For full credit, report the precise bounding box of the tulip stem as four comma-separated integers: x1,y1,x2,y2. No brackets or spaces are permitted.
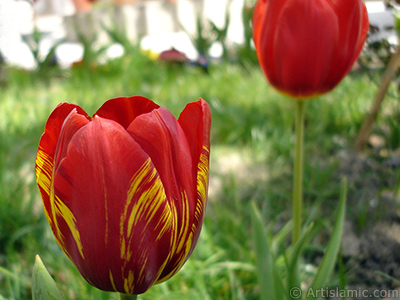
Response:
292,100,305,244
119,293,138,300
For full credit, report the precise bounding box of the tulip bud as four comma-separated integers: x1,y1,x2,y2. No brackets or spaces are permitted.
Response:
32,255,66,300
35,96,211,295
253,0,369,100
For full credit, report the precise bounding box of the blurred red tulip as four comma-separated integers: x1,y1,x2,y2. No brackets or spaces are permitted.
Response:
159,48,188,63
35,96,211,294
253,0,369,99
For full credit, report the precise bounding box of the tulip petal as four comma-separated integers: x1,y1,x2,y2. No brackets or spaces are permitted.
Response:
95,96,159,129
51,116,175,294
36,104,89,237
127,107,195,204
160,99,211,282
253,0,369,99
252,0,267,63
177,99,211,236
126,107,198,282
36,103,89,160
254,0,289,88
178,99,211,178
277,0,339,97
327,0,369,86
258,0,339,98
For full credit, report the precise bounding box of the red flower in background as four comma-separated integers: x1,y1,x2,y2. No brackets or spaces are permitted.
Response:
159,48,188,63
253,0,369,100
35,96,211,294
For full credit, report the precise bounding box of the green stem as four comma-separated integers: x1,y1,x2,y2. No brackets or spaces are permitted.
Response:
119,293,138,300
292,100,305,244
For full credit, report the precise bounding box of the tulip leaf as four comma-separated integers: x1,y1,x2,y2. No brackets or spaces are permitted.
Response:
307,178,347,299
287,222,315,297
251,202,286,300
271,220,293,253
32,255,65,300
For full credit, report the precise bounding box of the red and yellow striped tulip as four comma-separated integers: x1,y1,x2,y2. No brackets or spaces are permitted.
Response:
253,0,369,100
35,96,211,295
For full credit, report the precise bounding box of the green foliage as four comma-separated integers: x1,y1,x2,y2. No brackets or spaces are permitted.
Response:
307,179,347,298
22,27,62,80
237,1,259,69
102,24,136,54
209,0,231,61
251,180,346,300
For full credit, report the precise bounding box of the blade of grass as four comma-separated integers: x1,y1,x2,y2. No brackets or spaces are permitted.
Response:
0,265,30,288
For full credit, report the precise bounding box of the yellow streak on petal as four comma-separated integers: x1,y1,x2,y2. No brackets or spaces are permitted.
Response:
36,149,84,260
155,191,193,285
155,231,195,284
109,270,117,291
172,147,209,261
35,149,54,226
53,194,85,259
156,205,173,241
176,190,190,254
138,256,148,284
119,158,176,288
124,159,162,237
156,146,210,284
196,146,210,211
124,270,135,294
167,203,178,256
36,150,69,258
120,238,126,262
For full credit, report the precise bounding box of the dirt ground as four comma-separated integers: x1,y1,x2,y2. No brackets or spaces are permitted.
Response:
335,145,400,300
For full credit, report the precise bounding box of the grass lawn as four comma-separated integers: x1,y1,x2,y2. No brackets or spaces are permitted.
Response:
0,51,399,299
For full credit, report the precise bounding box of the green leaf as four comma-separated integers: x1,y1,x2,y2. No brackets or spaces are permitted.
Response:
40,39,64,69
32,255,65,300
101,22,137,54
394,12,400,38
251,202,286,300
287,222,315,298
271,220,293,253
307,178,347,299
337,250,347,300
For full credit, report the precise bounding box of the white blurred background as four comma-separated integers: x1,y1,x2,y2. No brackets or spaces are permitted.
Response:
0,0,397,69
0,0,247,68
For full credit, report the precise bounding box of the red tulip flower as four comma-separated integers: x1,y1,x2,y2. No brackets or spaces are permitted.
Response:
35,96,211,295
253,0,369,99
